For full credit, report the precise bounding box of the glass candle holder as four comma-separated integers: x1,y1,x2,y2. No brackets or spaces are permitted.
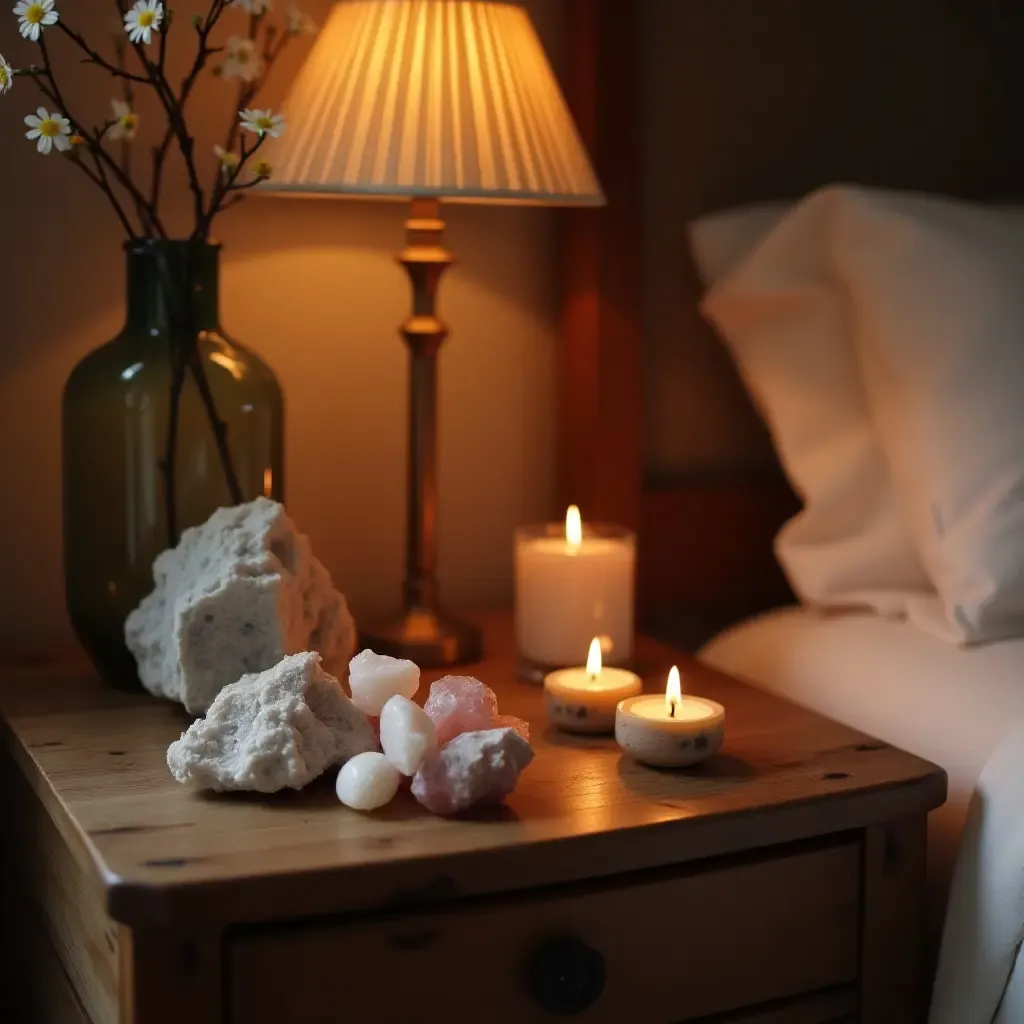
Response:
514,519,636,683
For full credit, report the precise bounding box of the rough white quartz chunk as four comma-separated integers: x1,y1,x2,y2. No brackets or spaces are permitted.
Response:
348,650,420,716
126,497,356,714
379,695,438,775
336,751,402,811
167,652,376,793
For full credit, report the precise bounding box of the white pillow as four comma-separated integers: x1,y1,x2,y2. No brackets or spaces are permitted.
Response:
830,188,1024,643
691,190,933,616
688,202,786,283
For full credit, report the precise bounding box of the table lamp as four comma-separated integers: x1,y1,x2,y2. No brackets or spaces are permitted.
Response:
259,0,604,666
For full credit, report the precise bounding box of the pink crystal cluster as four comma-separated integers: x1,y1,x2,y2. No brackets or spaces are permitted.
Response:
412,676,533,815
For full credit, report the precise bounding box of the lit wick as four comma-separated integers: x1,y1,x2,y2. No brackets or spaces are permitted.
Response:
666,665,682,720
566,504,583,552
586,636,602,683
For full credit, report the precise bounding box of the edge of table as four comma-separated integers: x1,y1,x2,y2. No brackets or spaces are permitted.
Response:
0,616,947,930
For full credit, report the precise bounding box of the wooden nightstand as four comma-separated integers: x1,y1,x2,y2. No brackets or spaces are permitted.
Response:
0,613,945,1024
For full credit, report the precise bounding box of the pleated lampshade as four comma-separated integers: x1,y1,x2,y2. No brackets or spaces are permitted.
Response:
258,0,604,205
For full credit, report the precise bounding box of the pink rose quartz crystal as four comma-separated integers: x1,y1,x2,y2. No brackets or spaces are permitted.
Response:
494,714,530,742
423,676,498,745
411,727,534,815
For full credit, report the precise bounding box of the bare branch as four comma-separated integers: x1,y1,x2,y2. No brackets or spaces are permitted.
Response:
67,148,139,239
204,130,270,223
35,35,164,237
148,0,232,232
56,21,151,83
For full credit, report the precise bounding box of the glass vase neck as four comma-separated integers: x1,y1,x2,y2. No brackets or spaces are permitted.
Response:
125,239,221,334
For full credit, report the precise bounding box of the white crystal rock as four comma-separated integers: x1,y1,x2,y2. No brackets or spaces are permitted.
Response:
126,497,356,714
348,650,420,716
336,751,402,811
167,652,376,793
411,728,534,815
379,695,438,776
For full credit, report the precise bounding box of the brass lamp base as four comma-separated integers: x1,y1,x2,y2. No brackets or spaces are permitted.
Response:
364,197,484,670
360,607,483,669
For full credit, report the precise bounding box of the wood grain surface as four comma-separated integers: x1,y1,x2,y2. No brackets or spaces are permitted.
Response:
2,741,120,1024
0,613,945,932
230,838,860,1023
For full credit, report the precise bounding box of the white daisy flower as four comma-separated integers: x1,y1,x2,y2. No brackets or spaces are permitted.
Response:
107,99,139,142
14,0,58,42
231,0,271,14
214,144,239,175
222,36,262,82
0,53,13,96
239,108,285,138
124,0,163,45
24,106,71,154
285,6,316,35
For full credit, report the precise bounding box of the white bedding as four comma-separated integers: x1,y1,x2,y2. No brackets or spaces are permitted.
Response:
700,607,1024,1024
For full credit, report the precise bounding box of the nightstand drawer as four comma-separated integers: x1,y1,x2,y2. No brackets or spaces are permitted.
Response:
229,838,860,1023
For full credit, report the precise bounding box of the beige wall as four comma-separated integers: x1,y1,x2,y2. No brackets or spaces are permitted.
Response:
0,0,564,656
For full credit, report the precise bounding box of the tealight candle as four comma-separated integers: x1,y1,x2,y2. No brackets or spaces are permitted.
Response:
515,506,635,681
544,638,642,734
615,666,725,767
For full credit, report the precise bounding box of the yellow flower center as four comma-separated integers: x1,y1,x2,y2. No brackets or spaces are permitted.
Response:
0,67,8,87
39,117,61,139
255,116,273,131
255,160,272,178
25,3,45,25
138,10,156,28
237,50,251,64
119,113,138,131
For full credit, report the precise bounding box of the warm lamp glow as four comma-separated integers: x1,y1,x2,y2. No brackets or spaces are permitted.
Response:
258,0,604,205
666,665,682,718
565,505,583,548
586,636,602,678
251,0,604,670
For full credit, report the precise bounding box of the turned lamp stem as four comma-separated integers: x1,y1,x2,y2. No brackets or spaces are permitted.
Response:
401,198,450,612
360,198,483,667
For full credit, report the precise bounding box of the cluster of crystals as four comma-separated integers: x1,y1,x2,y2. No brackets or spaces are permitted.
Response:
336,655,532,816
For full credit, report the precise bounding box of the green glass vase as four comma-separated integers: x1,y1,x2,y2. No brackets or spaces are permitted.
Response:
62,240,284,688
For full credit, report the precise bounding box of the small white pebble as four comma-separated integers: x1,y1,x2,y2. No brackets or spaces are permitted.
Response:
380,695,438,775
348,650,420,716
336,752,402,811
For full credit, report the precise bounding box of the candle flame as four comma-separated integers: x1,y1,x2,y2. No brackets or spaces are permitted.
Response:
566,504,583,548
586,636,602,677
666,665,682,718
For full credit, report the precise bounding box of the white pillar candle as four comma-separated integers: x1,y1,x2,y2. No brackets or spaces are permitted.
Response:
615,666,725,767
544,637,642,734
336,752,402,811
515,506,635,673
379,695,438,775
348,650,420,716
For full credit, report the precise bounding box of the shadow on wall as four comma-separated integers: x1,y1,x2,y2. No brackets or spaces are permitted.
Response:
0,0,565,658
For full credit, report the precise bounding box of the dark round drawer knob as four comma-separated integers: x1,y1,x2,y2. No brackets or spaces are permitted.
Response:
528,936,607,1016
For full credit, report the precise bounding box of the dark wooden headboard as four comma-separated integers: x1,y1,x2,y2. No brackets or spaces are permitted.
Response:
558,0,1024,636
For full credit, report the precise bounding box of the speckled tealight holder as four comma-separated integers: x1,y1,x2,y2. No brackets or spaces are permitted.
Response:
543,667,642,735
615,697,726,767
